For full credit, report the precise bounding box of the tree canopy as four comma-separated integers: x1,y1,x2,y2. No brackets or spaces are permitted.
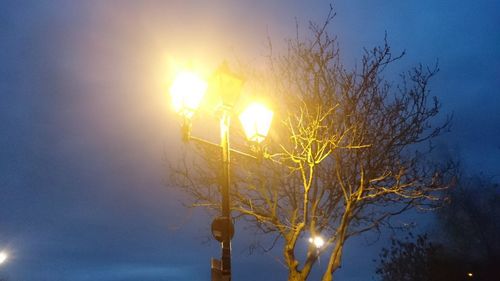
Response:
171,8,452,281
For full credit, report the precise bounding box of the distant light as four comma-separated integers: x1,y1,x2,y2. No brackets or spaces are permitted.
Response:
239,103,274,143
308,236,325,249
170,71,208,119
467,272,473,277
0,251,7,265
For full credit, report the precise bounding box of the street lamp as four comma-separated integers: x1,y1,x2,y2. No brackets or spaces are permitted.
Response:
170,62,274,281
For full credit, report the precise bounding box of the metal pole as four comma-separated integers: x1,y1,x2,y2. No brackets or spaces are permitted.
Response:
220,110,231,281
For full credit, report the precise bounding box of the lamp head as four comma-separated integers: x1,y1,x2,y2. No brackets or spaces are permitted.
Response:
210,61,244,109
170,70,208,119
239,102,274,143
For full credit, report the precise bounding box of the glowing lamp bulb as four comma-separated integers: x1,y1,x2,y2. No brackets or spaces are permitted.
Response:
309,236,325,249
0,251,7,265
170,71,208,119
239,103,273,143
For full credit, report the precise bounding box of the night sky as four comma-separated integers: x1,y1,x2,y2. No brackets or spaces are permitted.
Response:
1,1,499,280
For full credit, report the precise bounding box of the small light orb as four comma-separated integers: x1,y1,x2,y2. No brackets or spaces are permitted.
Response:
309,236,325,249
0,251,7,265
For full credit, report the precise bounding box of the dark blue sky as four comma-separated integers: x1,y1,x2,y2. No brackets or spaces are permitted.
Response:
1,1,499,280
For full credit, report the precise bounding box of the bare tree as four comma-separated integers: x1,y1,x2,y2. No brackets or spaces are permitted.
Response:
171,8,452,281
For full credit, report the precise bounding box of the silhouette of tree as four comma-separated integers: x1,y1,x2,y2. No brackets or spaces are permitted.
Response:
375,175,500,281
438,175,500,262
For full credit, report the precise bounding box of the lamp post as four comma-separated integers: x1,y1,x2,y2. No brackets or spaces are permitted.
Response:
169,62,274,281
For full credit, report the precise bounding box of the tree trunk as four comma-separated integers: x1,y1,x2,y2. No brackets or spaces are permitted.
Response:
322,202,351,281
288,269,305,281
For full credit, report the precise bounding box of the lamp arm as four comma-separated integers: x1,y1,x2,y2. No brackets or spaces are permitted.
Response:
185,135,260,161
